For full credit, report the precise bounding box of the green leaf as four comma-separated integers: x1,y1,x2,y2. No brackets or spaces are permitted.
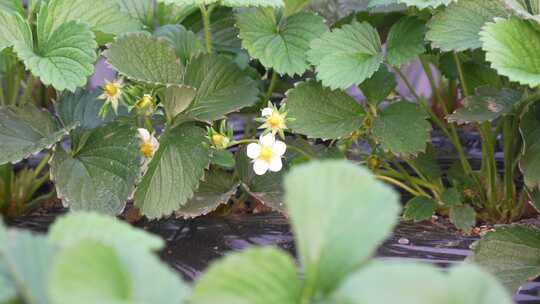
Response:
519,104,540,189
56,90,115,130
359,65,397,106
333,261,513,304
427,0,508,52
153,24,206,63
50,122,141,215
480,17,540,87
308,21,383,90
0,104,69,165
386,16,426,67
236,8,327,76
48,212,164,251
49,240,188,304
449,204,476,232
469,225,540,292
105,32,184,85
403,196,437,222
440,187,462,207
114,0,155,26
285,160,400,296
286,80,365,139
397,0,452,9
158,0,284,8
210,149,235,169
175,169,238,218
192,247,301,304
134,123,210,219
372,101,431,156
1,230,57,304
409,149,442,180
284,0,310,16
0,10,32,52
503,0,540,24
37,0,141,39
246,171,285,213
183,54,259,121
161,85,197,121
0,264,16,304
447,87,521,125
0,0,25,15
15,19,97,92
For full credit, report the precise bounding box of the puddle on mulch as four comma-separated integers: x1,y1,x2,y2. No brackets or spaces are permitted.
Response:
7,212,540,303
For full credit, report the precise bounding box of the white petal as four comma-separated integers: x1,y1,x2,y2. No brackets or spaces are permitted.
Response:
246,143,261,159
272,140,287,156
259,133,275,146
261,107,273,117
137,128,151,141
253,159,269,175
151,136,160,150
268,157,283,172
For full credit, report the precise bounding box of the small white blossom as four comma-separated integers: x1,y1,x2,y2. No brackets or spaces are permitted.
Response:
258,102,287,138
98,79,123,113
137,128,159,159
246,133,286,175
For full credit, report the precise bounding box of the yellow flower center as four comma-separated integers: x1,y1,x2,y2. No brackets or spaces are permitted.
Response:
212,134,229,148
267,113,283,129
104,83,119,97
259,146,273,161
136,95,154,109
140,142,154,158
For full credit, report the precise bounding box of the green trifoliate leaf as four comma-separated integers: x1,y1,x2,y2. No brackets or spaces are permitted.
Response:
0,104,70,165
469,225,540,292
449,204,475,232
236,8,327,76
134,123,210,219
427,0,508,52
37,0,141,39
285,160,400,296
403,196,437,222
286,80,365,139
15,20,97,91
49,240,189,304
175,169,239,218
519,104,540,189
50,122,141,215
105,33,184,85
447,87,521,125
48,212,164,251
161,85,197,122
386,16,426,67
480,17,540,87
56,90,116,131
372,101,431,156
0,10,32,52
359,65,397,105
183,54,259,121
153,24,206,63
114,0,155,26
503,0,540,24
308,21,383,90
333,261,513,304
157,0,284,7
1,230,57,304
192,247,301,304
397,0,453,9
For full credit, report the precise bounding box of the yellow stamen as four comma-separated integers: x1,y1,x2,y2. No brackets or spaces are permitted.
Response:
136,95,154,109
140,142,154,158
267,112,283,129
104,83,118,97
259,146,273,161
212,134,226,147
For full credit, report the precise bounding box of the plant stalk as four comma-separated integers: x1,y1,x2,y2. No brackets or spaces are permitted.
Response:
200,5,213,53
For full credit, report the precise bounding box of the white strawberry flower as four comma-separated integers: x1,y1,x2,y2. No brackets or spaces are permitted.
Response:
258,102,288,138
98,78,123,113
247,133,287,175
137,128,159,159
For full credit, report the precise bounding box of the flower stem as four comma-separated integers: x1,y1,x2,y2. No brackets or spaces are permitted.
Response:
264,70,278,102
20,75,35,105
200,4,213,53
375,175,423,197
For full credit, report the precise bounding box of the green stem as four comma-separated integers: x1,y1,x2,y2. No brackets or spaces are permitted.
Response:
390,157,430,197
32,152,52,180
264,70,278,102
20,75,35,105
200,5,213,53
9,64,23,105
453,52,470,97
502,116,515,216
419,55,445,108
376,175,423,197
